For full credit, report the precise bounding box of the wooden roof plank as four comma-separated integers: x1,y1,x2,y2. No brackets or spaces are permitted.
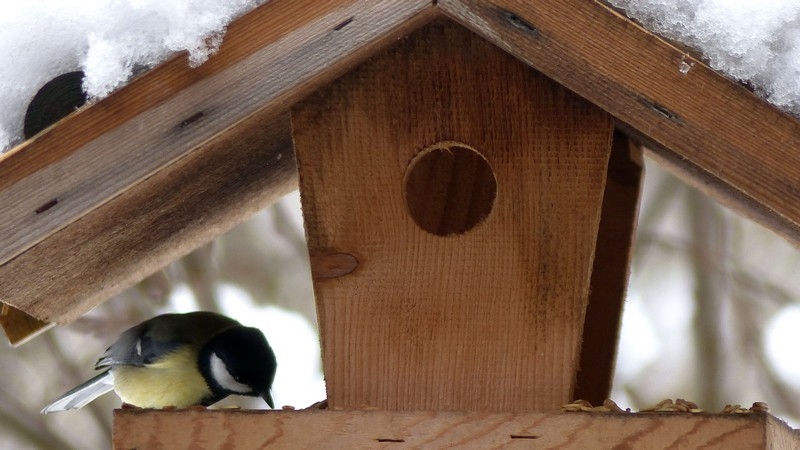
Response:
442,0,800,244
0,111,295,324
0,0,434,269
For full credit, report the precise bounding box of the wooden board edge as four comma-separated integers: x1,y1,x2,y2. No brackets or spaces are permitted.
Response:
0,303,54,346
768,414,800,448
113,408,797,449
638,132,800,247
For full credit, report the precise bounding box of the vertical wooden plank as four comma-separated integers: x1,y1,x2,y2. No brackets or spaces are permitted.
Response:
293,19,613,411
575,132,644,404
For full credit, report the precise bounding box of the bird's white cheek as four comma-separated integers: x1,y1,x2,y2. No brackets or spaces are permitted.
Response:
210,353,251,394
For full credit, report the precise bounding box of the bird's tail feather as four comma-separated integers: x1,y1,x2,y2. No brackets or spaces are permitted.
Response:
41,369,114,414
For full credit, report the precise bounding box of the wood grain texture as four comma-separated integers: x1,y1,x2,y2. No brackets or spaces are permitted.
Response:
575,133,643,404
0,303,54,346
441,0,800,245
0,0,433,269
293,20,613,411
112,409,800,449
0,111,295,324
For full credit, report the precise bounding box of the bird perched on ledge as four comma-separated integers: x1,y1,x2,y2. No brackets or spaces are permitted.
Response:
42,311,277,413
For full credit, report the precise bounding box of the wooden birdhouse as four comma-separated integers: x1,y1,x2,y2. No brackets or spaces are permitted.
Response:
2,0,800,448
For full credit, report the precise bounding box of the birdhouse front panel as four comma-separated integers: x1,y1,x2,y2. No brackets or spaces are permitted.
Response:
292,20,613,411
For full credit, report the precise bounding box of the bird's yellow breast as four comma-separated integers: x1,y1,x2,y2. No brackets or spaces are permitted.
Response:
112,347,211,408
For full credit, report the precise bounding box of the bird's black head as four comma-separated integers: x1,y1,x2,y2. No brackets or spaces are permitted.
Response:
199,326,277,408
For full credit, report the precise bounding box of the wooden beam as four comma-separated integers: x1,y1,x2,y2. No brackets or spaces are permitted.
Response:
113,409,800,449
575,132,644,404
292,20,613,411
441,0,800,245
0,0,434,271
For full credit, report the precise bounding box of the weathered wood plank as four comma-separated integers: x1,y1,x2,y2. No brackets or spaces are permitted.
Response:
0,111,294,324
576,132,643,404
441,0,800,245
293,20,613,411
0,303,54,346
113,409,800,449
0,0,434,269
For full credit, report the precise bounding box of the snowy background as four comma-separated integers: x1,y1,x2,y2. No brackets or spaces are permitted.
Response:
3,1,800,449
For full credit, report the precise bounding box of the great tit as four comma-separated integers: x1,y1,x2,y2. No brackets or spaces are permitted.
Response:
41,311,277,413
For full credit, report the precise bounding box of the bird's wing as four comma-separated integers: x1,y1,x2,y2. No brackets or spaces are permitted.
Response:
96,311,240,368
41,369,115,413
94,319,180,367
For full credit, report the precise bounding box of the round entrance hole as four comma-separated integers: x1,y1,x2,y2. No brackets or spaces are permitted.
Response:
404,141,497,236
24,71,88,139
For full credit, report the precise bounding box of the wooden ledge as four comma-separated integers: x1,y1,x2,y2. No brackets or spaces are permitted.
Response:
113,408,800,449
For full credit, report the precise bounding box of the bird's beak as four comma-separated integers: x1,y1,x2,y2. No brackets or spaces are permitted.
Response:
261,390,274,409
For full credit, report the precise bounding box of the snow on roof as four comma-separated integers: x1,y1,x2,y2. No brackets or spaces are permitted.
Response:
0,0,264,152
610,0,800,116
